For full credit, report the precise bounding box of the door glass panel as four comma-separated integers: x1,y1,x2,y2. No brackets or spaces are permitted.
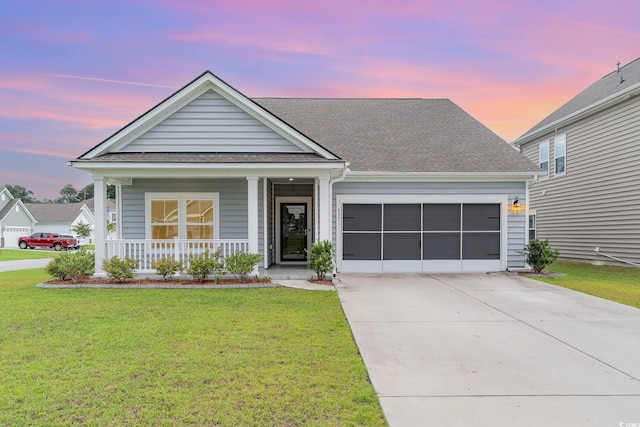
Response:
281,203,307,261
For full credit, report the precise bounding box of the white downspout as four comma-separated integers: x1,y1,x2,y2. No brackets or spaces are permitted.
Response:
328,163,350,276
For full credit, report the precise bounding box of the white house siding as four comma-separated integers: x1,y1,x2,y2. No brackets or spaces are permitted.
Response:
521,96,640,263
332,181,527,269
122,90,305,153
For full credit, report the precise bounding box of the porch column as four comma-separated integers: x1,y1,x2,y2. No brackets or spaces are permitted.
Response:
247,177,259,274
93,176,107,277
318,176,331,241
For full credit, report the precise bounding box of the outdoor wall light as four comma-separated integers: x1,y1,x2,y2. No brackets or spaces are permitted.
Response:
512,198,523,214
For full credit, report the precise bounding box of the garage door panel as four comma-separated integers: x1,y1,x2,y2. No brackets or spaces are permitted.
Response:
343,204,381,231
423,204,461,231
462,233,500,259
384,204,421,231
463,204,500,231
423,232,461,260
383,233,421,260
343,233,381,260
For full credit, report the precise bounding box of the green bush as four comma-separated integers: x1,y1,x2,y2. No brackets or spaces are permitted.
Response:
151,257,184,281
102,256,139,283
186,248,225,283
225,252,263,283
306,240,334,281
520,239,560,273
45,249,95,283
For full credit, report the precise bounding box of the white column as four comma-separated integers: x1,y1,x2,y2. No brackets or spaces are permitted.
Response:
262,178,269,267
247,177,259,276
93,176,107,277
318,176,331,242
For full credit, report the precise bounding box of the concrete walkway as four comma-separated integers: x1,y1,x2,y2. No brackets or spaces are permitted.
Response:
336,273,640,427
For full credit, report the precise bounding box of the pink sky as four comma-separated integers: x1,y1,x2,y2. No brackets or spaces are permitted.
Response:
1,0,638,199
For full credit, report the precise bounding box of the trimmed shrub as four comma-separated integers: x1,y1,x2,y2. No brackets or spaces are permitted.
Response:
520,239,560,273
306,240,334,281
225,252,263,283
151,257,184,281
102,256,139,283
186,248,225,283
45,249,95,283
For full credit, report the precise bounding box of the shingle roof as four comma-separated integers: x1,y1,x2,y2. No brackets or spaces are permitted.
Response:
518,58,640,140
254,98,539,173
25,202,84,223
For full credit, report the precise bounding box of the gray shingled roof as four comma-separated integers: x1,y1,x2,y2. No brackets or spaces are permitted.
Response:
519,58,640,140
254,98,539,173
25,202,85,223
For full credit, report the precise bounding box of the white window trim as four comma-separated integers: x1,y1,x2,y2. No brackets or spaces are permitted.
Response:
554,133,566,176
145,192,220,239
539,141,549,179
528,210,536,241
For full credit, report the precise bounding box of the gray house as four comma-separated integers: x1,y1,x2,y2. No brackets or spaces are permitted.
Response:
0,187,36,248
513,58,640,264
70,71,540,276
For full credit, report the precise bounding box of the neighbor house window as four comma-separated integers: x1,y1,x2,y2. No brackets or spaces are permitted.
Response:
554,134,566,175
146,193,219,240
528,212,536,240
539,141,549,178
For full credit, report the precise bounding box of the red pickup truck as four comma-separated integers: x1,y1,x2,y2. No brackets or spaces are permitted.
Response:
18,233,78,251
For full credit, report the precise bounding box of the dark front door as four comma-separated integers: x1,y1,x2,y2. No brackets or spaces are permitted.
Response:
281,203,307,261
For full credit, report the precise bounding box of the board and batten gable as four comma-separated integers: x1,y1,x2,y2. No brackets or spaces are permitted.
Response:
520,95,640,262
120,90,306,154
332,181,528,268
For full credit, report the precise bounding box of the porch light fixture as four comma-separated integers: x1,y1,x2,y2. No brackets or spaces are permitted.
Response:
512,198,523,215
288,178,294,181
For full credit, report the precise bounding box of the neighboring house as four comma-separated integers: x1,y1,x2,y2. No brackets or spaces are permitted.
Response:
0,186,36,248
513,58,640,264
70,71,540,276
25,202,95,241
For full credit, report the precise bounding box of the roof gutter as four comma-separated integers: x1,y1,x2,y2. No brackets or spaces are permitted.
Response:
513,82,640,147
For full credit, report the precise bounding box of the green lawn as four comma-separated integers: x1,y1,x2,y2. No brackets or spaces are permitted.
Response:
531,260,640,309
0,269,387,426
0,248,57,261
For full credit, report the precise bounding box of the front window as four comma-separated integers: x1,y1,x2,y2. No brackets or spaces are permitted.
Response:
539,141,549,178
146,193,219,240
554,134,566,175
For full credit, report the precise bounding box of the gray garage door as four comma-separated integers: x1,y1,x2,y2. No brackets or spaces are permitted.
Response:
341,203,501,273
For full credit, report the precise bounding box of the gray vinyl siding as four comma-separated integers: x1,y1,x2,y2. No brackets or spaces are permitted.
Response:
122,90,305,153
521,96,640,263
121,178,248,240
332,181,527,267
3,206,33,227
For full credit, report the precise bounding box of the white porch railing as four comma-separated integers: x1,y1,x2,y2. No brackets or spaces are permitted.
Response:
105,239,250,272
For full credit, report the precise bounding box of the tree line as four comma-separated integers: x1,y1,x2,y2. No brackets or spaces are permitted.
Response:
4,183,116,204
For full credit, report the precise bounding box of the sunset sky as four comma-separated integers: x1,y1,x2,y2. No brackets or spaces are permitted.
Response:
1,0,638,199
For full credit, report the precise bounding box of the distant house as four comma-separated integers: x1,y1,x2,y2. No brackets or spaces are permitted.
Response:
513,58,640,264
70,71,540,276
0,187,36,248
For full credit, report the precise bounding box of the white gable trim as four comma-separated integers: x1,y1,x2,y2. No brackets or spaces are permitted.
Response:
81,72,339,160
0,199,37,224
0,187,14,201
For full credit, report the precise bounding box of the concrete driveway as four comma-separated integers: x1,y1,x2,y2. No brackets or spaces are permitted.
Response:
336,273,640,427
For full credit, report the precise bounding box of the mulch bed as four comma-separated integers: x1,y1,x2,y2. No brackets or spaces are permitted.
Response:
39,275,278,288
517,271,566,278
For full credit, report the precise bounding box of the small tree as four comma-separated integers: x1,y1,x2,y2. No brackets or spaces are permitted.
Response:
225,252,263,283
520,239,559,273
306,240,334,281
72,222,92,239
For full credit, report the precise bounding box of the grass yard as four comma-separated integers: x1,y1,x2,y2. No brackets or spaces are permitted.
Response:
531,260,640,309
0,269,387,427
0,248,57,261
